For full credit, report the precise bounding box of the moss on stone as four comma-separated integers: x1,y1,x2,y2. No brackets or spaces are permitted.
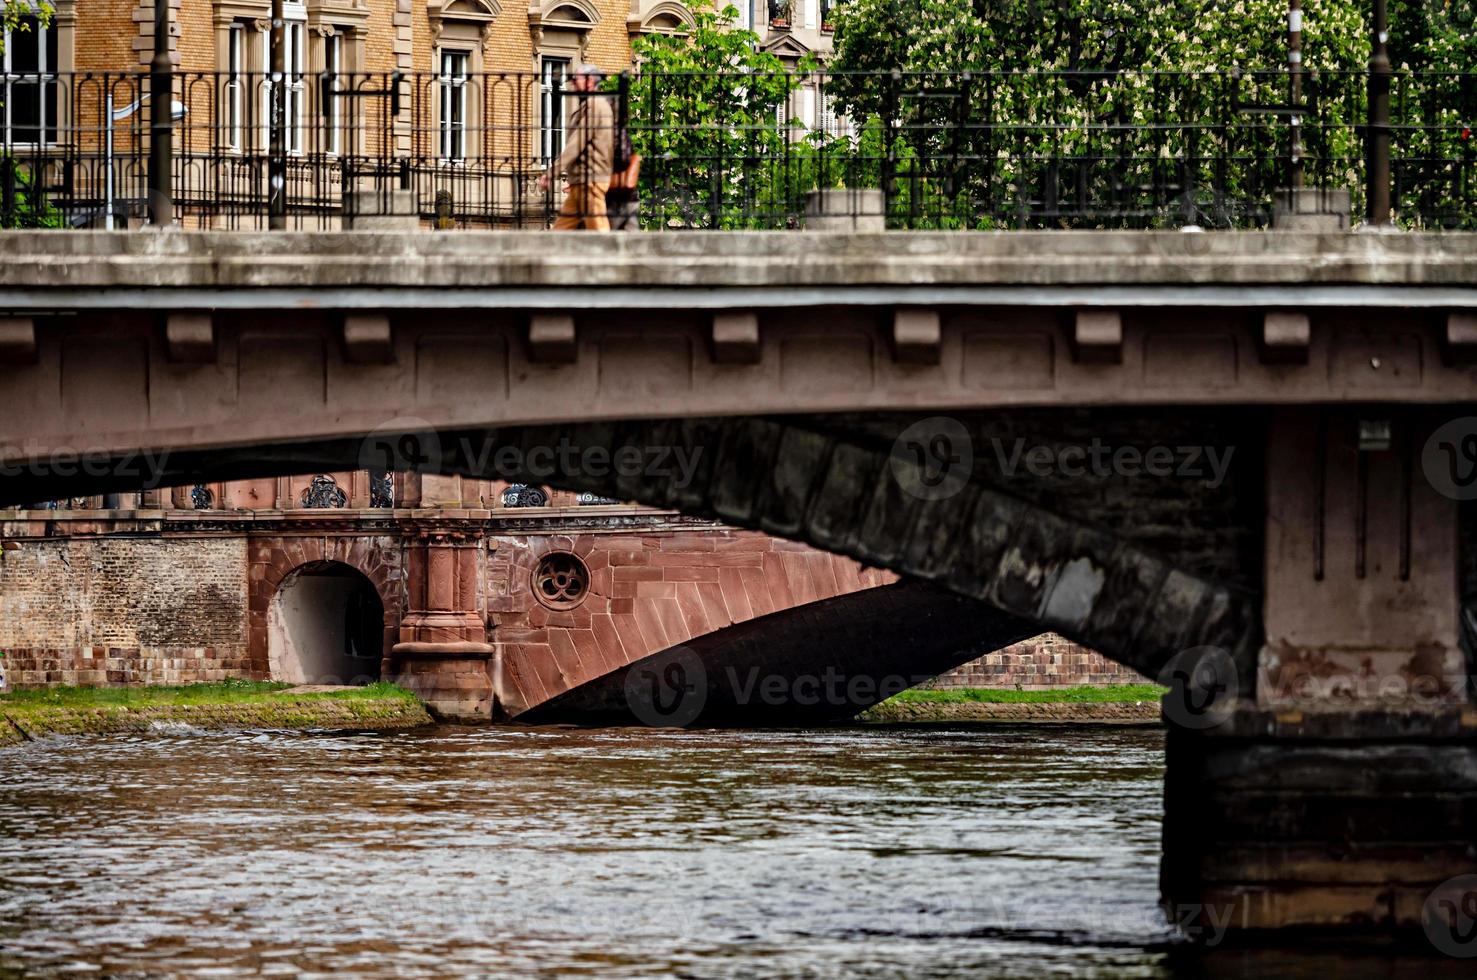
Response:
0,682,432,745
858,699,1162,725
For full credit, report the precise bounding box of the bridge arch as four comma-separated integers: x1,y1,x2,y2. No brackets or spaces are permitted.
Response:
441,416,1264,691
249,538,402,682
267,561,387,686
10,413,1262,690
487,528,900,718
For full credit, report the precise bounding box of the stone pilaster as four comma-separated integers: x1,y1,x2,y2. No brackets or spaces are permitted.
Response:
392,0,414,157
389,514,497,721
134,0,181,69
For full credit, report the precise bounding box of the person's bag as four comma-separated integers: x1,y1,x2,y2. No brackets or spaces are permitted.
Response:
611,153,642,192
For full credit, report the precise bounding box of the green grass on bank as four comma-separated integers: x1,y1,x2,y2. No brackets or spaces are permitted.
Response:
0,679,418,712
889,684,1166,705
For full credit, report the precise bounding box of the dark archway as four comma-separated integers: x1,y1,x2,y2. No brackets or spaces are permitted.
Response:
268,561,385,686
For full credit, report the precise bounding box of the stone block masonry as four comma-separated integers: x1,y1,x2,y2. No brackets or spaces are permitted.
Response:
0,537,249,686
930,633,1148,690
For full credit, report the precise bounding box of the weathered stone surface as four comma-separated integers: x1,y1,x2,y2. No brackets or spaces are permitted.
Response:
1162,715,1477,935
1,230,1473,289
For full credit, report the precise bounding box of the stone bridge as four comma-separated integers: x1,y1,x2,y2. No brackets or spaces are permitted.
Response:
5,497,1031,726
1,228,1476,938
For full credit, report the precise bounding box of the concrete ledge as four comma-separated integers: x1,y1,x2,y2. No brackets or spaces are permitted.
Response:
0,231,1474,293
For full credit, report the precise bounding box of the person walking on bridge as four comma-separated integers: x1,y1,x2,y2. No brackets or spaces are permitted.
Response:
539,65,615,231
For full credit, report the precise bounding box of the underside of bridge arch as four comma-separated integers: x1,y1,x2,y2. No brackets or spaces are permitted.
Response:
517,579,1039,726
3,408,1267,693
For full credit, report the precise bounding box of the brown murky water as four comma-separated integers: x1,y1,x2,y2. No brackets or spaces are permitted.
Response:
0,726,1461,977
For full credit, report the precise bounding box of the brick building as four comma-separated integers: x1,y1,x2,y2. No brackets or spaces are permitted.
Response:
2,2,849,227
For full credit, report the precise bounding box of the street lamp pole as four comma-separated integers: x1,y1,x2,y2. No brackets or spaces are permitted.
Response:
1367,0,1392,225
1287,0,1304,190
147,0,174,226
269,0,288,229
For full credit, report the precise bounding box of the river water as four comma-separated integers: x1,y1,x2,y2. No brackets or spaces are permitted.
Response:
0,725,1459,977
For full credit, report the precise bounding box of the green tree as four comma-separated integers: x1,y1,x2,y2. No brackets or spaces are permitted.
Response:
824,1,1474,227
1,1,51,51
627,2,814,227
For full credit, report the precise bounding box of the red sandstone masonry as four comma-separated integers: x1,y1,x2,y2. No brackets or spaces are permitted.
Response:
488,529,898,717
2,508,1136,701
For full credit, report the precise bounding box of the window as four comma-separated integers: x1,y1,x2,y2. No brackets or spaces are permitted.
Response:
261,4,307,154
225,23,245,150
1,14,58,146
439,50,468,161
539,57,569,164
323,32,341,156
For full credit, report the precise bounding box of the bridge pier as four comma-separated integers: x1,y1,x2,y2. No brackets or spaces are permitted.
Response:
1162,711,1477,939
1163,407,1477,940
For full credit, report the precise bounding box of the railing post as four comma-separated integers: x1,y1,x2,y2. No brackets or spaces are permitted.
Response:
268,0,287,229
1366,0,1392,225
148,0,174,226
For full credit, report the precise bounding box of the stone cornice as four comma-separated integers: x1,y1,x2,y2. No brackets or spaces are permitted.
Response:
0,507,733,542
429,0,502,42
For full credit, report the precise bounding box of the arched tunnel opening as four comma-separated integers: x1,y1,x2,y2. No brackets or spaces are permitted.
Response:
267,562,385,686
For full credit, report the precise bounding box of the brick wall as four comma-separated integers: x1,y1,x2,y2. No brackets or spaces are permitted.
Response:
73,1,635,75
0,537,250,685
928,633,1149,690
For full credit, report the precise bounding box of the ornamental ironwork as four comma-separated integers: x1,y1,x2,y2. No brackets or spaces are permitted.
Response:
532,552,589,610
300,475,348,509
190,484,214,509
577,492,621,506
502,484,549,508
370,471,394,508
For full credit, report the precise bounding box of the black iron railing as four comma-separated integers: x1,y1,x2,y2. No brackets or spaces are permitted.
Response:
0,69,1472,230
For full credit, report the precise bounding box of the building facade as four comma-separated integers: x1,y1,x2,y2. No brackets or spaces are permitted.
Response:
3,2,847,228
